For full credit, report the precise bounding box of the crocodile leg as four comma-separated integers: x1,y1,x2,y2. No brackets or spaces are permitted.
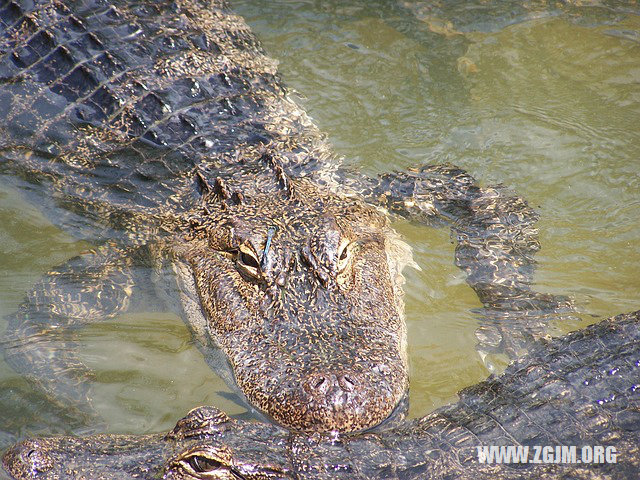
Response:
360,164,573,360
2,244,142,425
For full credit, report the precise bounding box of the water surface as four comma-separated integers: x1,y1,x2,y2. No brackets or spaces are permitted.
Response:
0,0,638,444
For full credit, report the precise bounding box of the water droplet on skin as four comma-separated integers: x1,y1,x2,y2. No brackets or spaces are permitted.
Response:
597,394,616,405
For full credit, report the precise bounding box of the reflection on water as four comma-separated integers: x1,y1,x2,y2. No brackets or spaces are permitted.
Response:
0,0,639,446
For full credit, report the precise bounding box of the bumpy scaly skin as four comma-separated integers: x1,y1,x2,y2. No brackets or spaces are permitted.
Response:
175,174,411,432
0,0,409,433
4,311,640,479
1,0,569,433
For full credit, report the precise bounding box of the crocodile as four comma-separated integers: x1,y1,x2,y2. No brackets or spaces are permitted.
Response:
0,0,570,433
3,310,639,480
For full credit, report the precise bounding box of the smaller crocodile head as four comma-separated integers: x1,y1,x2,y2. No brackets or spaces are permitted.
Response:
176,167,413,433
2,406,294,480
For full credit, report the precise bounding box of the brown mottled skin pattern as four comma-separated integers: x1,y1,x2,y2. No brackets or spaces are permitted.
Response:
175,176,411,431
3,311,640,479
1,0,569,435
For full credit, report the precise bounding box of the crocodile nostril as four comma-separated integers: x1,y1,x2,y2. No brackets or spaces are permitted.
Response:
314,377,327,390
339,375,355,392
303,374,331,394
21,446,53,473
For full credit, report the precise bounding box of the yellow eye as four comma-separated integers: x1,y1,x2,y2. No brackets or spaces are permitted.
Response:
236,244,261,278
187,455,223,473
171,445,235,479
239,250,260,270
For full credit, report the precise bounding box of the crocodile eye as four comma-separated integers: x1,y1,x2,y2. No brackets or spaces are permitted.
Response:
172,446,234,479
236,244,261,278
240,251,260,269
337,241,350,272
187,455,223,473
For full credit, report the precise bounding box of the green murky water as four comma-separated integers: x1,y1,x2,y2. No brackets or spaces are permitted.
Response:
0,0,639,445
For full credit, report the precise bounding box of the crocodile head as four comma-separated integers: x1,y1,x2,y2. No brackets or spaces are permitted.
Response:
2,406,294,480
174,165,413,433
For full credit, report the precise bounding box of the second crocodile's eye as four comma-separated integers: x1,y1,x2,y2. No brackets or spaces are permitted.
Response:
187,455,222,473
171,446,236,479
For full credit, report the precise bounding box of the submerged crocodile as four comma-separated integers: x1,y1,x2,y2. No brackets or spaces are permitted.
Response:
3,310,639,479
1,0,569,433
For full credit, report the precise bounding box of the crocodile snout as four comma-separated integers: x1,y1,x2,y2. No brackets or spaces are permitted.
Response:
264,365,408,433
231,318,409,433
